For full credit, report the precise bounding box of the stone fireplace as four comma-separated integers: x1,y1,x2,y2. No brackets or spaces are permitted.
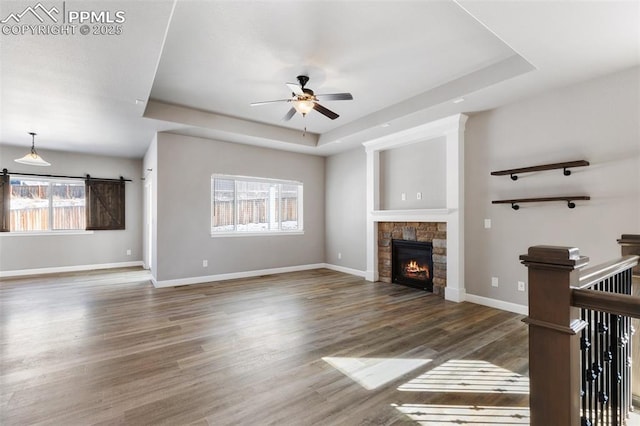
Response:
378,222,446,296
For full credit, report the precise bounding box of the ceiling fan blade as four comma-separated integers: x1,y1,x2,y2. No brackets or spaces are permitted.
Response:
313,103,339,120
286,83,304,96
282,107,296,121
250,99,291,106
315,93,353,101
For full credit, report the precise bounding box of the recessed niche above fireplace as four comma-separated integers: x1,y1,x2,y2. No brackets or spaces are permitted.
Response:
392,239,433,292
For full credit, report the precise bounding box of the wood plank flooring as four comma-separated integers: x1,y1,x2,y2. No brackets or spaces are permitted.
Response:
1,268,529,425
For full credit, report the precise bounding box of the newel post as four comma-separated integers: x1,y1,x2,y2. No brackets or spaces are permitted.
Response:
520,246,590,426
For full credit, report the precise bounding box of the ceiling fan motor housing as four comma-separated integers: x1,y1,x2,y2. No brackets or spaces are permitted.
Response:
297,75,310,88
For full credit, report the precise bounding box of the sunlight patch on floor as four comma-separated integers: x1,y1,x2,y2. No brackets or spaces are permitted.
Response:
392,403,530,425
322,357,431,390
398,359,529,394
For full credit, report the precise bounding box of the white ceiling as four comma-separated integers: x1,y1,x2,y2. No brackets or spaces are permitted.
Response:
1,0,638,159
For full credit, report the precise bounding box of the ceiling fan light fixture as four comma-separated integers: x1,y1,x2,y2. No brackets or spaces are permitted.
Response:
293,99,315,116
14,132,51,166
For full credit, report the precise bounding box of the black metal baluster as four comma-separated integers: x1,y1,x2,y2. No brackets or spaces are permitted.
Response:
600,278,609,426
605,277,612,426
617,272,625,423
587,310,598,425
594,283,600,425
621,270,632,423
611,312,619,426
577,265,636,425
581,307,590,425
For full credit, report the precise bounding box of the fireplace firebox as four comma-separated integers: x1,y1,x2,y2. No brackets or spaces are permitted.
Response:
391,239,433,292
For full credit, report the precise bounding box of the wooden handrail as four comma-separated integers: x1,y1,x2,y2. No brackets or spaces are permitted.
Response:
575,255,639,289
572,289,640,318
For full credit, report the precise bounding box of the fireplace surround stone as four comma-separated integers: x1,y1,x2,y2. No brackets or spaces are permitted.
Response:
378,221,447,296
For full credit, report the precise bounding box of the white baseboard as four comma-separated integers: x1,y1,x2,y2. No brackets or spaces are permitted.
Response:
153,263,369,288
364,270,378,282
322,263,366,278
465,293,528,315
0,261,144,278
445,287,466,303
154,263,327,288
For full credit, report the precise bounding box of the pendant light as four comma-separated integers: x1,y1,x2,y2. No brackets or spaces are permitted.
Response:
14,132,50,166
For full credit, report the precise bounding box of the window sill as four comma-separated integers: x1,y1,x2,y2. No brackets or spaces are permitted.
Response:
211,231,304,238
0,231,95,237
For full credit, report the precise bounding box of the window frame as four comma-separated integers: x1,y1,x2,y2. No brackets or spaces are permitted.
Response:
7,176,88,234
211,174,304,237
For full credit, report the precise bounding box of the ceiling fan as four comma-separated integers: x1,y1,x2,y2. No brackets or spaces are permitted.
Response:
250,75,353,121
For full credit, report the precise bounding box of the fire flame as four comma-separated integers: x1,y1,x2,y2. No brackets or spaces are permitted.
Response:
404,260,429,277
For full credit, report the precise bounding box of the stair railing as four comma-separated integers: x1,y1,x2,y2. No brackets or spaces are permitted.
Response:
521,235,640,426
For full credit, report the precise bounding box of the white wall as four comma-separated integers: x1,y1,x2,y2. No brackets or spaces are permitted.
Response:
154,133,325,283
143,134,158,276
325,146,367,272
465,66,640,305
380,136,447,209
0,145,143,273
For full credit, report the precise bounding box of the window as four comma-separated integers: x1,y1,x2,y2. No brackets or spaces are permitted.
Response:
9,177,86,232
211,174,303,235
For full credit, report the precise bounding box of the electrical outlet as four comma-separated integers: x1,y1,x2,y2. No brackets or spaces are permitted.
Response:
401,192,406,201
518,281,526,292
416,192,422,200
126,249,131,256
202,260,208,267
484,219,491,229
338,252,342,260
491,277,499,288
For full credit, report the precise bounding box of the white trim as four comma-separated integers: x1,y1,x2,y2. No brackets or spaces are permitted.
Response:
153,263,369,288
444,286,466,303
465,293,528,316
365,269,379,282
153,263,327,288
370,209,452,223
211,231,304,238
0,261,144,278
0,230,95,237
323,263,367,278
363,114,467,152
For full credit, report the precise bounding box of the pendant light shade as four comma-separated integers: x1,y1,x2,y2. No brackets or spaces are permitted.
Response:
14,132,50,166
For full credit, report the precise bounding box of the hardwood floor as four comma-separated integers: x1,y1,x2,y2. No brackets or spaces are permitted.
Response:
1,268,529,425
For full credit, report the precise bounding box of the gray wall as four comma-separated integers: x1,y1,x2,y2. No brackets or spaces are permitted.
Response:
465,66,640,305
155,133,325,282
325,146,367,271
380,136,447,209
0,145,143,272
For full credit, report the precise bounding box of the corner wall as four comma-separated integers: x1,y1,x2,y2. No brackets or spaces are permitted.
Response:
154,133,326,283
465,66,640,306
325,146,367,273
0,145,143,274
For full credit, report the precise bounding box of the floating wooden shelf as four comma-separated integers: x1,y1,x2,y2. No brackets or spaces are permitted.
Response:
492,196,590,210
491,160,589,181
